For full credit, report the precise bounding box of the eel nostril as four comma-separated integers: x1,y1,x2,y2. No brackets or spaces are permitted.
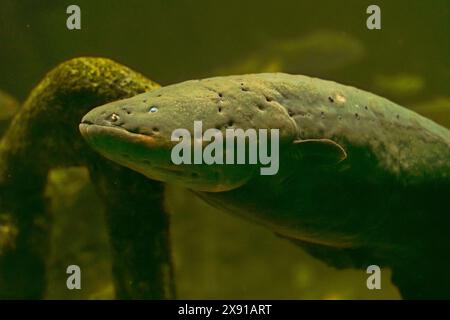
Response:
81,119,93,125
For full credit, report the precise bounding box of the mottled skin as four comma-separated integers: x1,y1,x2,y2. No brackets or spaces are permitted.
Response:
80,73,450,299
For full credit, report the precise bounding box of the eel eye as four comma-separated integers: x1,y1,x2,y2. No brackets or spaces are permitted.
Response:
109,113,120,122
149,106,158,113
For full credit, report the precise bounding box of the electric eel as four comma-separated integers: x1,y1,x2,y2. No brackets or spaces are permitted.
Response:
79,73,450,299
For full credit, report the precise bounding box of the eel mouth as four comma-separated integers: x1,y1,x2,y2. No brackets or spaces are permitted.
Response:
79,122,159,148
78,122,187,177
79,123,250,192
79,122,173,177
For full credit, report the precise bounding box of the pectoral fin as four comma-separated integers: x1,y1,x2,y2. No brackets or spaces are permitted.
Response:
293,139,347,165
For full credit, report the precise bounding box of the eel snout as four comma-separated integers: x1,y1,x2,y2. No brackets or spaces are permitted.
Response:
80,103,128,130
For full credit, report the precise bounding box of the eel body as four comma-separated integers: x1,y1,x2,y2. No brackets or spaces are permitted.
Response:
79,73,450,299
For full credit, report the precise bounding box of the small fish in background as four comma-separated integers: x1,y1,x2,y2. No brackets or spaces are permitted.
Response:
219,30,365,75
0,90,20,136
373,73,425,99
411,97,450,129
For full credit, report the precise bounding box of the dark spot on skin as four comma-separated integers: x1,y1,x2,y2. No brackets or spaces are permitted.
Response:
143,99,147,103
328,96,334,103
153,127,159,132
396,114,400,120
218,93,223,98
240,83,249,92
121,107,131,114
320,111,325,119
365,106,369,110
257,104,264,111
218,107,222,113
157,94,162,97
265,96,273,102
355,113,360,119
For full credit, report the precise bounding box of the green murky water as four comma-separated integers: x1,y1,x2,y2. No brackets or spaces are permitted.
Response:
1,0,449,299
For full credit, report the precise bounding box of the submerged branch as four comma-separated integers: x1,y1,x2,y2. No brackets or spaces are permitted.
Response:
0,57,174,299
